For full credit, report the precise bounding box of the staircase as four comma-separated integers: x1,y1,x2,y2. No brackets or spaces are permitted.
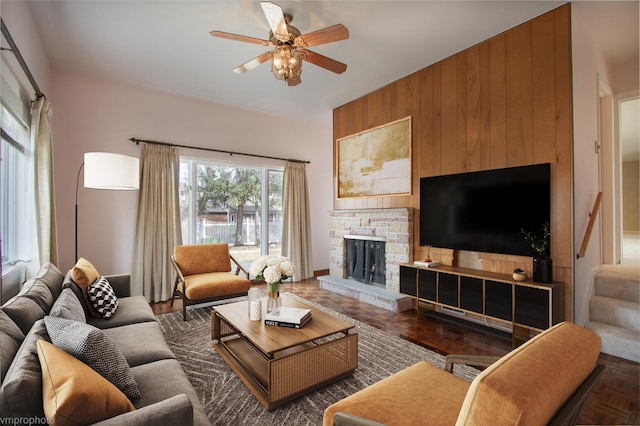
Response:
586,265,640,362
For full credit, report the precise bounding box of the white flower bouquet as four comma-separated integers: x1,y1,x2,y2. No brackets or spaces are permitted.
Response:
250,255,296,293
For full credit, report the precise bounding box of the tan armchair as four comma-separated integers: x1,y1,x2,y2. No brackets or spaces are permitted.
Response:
325,322,604,426
170,243,251,321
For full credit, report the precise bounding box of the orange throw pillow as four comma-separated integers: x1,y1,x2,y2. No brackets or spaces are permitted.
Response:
37,339,134,425
71,257,101,317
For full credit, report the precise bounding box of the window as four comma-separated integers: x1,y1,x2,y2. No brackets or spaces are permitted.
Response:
1,101,31,268
179,159,283,273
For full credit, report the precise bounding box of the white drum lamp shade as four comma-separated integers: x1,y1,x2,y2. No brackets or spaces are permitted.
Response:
75,152,139,261
84,152,139,190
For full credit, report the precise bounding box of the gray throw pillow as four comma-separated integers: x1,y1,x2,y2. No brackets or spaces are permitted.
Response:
0,319,49,419
87,276,119,319
49,288,86,323
44,316,141,399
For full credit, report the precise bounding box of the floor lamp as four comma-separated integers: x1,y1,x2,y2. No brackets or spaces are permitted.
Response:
75,152,139,262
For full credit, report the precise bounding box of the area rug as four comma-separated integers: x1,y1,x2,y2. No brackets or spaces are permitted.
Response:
157,293,480,425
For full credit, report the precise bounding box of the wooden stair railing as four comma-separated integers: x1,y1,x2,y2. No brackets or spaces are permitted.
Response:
577,192,602,259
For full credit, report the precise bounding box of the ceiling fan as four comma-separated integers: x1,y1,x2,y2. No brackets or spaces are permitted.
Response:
210,1,349,86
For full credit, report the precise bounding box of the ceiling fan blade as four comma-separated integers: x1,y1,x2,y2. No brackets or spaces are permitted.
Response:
261,2,289,40
298,24,349,47
210,30,272,46
302,50,347,74
233,51,273,74
287,76,301,86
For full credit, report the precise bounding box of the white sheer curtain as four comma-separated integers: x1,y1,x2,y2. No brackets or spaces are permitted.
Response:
131,144,182,302
31,97,58,267
281,161,313,280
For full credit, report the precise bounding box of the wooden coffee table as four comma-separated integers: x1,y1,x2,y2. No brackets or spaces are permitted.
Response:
211,295,358,410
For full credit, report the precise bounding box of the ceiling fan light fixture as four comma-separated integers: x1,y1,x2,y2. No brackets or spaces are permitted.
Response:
271,45,302,82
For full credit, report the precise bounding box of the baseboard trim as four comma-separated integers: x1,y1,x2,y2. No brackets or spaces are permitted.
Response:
314,269,329,277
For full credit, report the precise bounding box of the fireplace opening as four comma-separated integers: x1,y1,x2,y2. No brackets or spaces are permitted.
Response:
344,237,386,287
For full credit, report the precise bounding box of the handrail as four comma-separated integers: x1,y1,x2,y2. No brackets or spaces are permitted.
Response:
577,192,602,259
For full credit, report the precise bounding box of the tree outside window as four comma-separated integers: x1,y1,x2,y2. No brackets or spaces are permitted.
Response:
179,160,283,272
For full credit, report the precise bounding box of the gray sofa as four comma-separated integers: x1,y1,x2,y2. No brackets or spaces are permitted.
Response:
0,262,210,425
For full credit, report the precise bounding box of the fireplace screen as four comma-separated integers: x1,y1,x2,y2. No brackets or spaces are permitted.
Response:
345,238,386,287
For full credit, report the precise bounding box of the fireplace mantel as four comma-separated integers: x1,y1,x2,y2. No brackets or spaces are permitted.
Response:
344,234,386,242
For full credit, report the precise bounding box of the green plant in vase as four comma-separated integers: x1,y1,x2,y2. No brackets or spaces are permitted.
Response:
250,255,296,313
521,221,552,283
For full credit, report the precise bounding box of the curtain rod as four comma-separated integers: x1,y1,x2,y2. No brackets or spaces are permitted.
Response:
129,137,310,164
0,18,45,100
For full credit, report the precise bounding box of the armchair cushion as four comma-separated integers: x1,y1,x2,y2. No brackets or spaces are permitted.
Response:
178,272,251,300
174,244,232,275
456,321,601,425
324,322,602,426
323,361,470,426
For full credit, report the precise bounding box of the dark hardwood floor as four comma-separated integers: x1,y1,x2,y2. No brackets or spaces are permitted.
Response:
151,278,639,425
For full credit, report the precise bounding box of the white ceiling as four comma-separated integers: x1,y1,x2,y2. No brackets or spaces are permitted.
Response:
21,1,639,126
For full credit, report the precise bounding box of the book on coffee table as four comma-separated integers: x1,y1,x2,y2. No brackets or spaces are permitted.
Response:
264,307,312,328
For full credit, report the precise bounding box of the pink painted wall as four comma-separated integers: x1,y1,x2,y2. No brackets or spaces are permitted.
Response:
50,69,333,275
1,1,51,97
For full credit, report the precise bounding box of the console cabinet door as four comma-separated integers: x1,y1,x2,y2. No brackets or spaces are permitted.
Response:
438,273,459,307
399,265,417,297
485,280,513,321
460,276,483,314
515,286,551,329
418,269,437,301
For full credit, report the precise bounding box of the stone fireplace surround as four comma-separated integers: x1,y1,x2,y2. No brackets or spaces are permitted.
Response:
318,208,414,312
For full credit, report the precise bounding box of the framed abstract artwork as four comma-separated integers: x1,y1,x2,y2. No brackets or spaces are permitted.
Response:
337,116,412,198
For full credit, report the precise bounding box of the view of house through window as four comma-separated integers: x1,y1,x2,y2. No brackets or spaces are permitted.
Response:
179,160,283,274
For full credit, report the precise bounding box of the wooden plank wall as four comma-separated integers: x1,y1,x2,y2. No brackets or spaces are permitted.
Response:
333,5,573,318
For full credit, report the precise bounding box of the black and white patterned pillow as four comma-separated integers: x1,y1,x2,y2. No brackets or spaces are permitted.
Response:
87,276,118,319
44,316,141,399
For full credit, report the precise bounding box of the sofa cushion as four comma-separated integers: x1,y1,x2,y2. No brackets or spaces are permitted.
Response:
44,316,141,399
0,309,25,382
37,339,135,425
18,279,55,313
1,293,47,335
87,276,119,318
455,322,602,425
92,394,195,426
174,244,232,275
87,295,157,329
102,321,176,367
33,262,65,300
323,361,470,426
130,359,210,426
49,287,86,323
0,319,49,419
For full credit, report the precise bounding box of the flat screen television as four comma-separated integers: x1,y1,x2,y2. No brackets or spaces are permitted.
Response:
419,163,550,257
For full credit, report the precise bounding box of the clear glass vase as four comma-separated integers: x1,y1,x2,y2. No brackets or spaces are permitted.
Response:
266,282,282,313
